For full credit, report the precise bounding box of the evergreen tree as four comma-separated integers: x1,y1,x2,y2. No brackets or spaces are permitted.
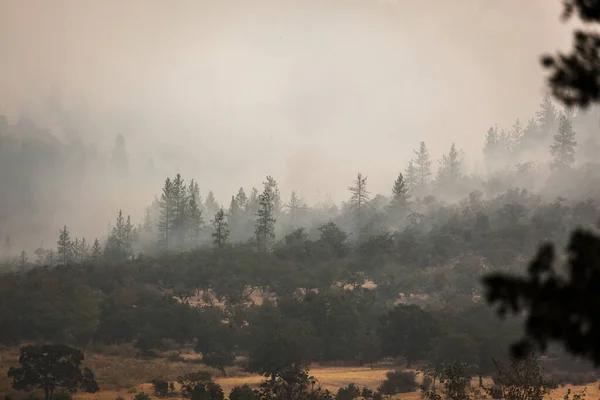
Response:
57,225,72,265
79,238,89,262
255,182,276,252
205,191,220,216
483,125,500,167
187,195,203,248
229,195,240,216
389,173,410,212
211,208,230,248
91,239,102,260
404,160,418,190
235,187,248,212
248,187,260,215
172,174,187,250
158,177,175,251
188,179,200,202
498,128,511,158
437,143,463,184
413,142,432,186
285,190,306,223
348,173,370,233
104,210,131,261
550,113,577,169
537,93,558,139
72,238,80,263
510,118,523,155
264,176,282,214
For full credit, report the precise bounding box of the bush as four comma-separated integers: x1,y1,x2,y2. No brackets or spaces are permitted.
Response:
336,383,361,400
191,382,224,400
133,393,151,400
152,378,171,397
377,371,418,397
177,371,213,398
229,385,260,400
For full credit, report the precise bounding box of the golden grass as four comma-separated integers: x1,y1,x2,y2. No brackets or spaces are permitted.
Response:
0,347,597,400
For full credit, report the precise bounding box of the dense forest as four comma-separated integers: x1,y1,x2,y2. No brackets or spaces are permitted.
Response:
1,94,600,399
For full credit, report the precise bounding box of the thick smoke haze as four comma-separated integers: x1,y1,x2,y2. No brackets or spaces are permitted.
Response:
0,0,573,249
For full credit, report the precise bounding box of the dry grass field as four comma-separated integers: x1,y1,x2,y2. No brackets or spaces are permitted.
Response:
0,346,596,400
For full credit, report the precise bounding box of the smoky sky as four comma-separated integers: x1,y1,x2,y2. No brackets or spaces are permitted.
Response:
0,0,571,204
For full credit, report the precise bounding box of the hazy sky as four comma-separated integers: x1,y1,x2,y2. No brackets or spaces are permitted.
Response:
0,0,571,204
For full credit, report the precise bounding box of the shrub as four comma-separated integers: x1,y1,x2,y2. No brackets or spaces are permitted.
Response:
377,371,418,397
133,393,151,400
177,371,213,398
151,378,171,397
336,383,361,400
229,385,260,400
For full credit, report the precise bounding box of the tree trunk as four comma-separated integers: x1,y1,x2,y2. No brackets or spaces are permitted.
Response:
479,374,483,388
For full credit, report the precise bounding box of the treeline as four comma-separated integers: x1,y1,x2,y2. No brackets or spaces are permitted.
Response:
0,253,518,379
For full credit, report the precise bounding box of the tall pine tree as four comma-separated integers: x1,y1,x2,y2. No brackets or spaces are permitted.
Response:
255,181,276,252
537,93,558,140
158,177,175,251
437,143,463,184
57,225,72,265
550,113,577,170
389,172,410,212
413,142,432,186
348,173,370,234
211,208,230,249
187,195,203,248
285,190,306,223
404,160,418,190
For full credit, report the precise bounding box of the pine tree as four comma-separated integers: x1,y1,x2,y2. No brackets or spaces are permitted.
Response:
483,125,500,167
211,208,230,248
437,143,463,184
171,173,187,250
389,173,410,211
248,187,260,215
186,195,203,248
158,177,175,251
79,238,89,261
104,210,130,261
229,195,240,216
413,142,432,186
57,225,72,265
72,238,80,263
510,118,524,154
550,113,577,169
348,173,370,232
91,238,102,260
404,160,418,189
205,191,219,216
235,187,248,212
264,175,282,214
255,183,276,252
537,93,558,139
188,179,200,202
285,190,306,223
